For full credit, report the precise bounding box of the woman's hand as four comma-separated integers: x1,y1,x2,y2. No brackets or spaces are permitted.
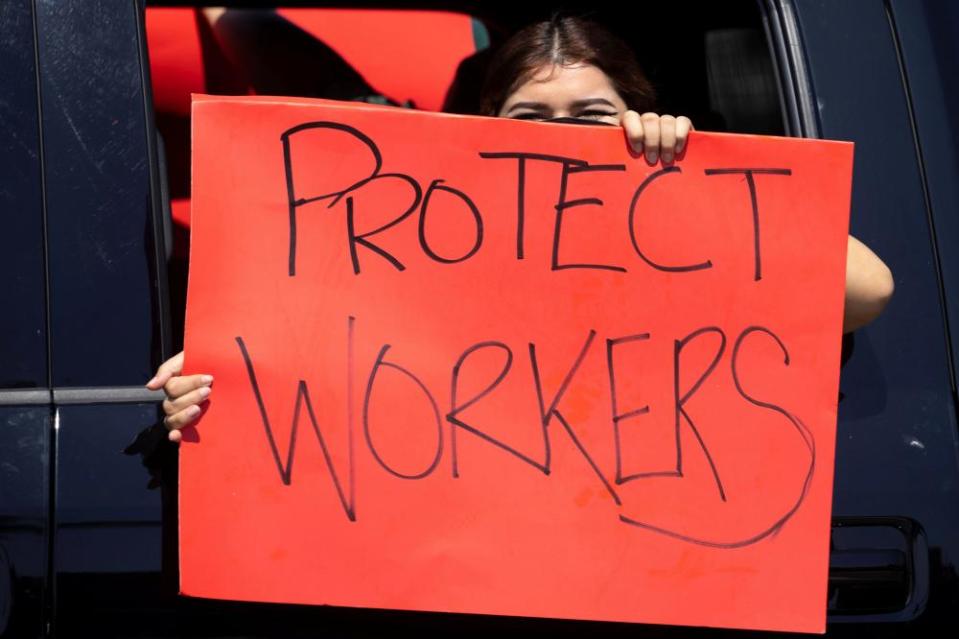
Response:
621,111,693,165
145,351,213,442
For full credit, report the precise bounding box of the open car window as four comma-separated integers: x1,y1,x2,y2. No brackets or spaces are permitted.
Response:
145,3,784,352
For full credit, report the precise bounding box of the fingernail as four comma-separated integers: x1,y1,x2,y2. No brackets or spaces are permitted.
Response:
145,376,157,388
187,405,201,417
662,152,673,164
201,375,214,384
646,151,657,163
198,386,211,398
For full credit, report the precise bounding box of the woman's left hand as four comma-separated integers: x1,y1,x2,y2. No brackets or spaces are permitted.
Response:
621,111,694,165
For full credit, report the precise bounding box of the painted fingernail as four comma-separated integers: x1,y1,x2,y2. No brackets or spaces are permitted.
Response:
646,151,657,163
662,152,673,164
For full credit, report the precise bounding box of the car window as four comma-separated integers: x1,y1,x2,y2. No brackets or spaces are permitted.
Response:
146,3,785,351
35,0,170,387
0,0,48,390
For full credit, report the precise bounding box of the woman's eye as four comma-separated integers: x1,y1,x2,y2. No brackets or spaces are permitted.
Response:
579,110,616,119
511,113,546,121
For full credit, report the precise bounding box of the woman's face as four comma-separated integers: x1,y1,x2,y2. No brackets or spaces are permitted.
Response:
496,63,628,125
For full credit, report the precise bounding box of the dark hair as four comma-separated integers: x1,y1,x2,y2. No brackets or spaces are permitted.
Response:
479,15,657,117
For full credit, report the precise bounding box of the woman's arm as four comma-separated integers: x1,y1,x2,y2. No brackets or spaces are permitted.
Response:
843,235,894,333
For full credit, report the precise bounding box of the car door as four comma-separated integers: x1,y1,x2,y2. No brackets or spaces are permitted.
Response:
26,0,175,635
5,0,957,636
0,2,54,636
787,0,959,629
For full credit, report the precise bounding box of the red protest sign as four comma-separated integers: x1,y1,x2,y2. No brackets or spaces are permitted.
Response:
181,95,852,634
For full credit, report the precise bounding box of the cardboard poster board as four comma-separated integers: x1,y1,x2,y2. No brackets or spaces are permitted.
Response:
181,94,853,634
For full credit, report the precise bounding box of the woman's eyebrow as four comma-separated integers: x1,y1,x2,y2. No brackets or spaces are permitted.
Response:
505,101,549,114
570,98,616,109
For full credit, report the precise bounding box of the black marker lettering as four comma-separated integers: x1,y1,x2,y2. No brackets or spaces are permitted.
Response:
674,327,727,501
731,326,814,506
363,344,443,479
530,331,621,505
345,173,422,275
448,342,549,476
282,122,381,276
236,325,356,521
418,179,484,264
606,333,654,484
628,166,712,273
478,151,588,260
703,168,792,281
552,163,628,272
282,121,423,276
621,326,816,549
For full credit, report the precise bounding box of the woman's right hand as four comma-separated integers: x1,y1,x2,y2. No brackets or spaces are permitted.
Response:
621,111,694,165
145,351,213,442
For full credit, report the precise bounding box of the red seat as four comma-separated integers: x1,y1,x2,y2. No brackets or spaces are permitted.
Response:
146,7,488,245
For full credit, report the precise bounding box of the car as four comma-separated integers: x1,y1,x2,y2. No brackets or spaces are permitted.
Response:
1,0,957,636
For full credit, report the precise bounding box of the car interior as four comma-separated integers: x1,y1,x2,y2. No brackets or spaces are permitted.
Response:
143,2,785,351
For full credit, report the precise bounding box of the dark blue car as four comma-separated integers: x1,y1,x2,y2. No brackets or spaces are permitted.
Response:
1,1,957,636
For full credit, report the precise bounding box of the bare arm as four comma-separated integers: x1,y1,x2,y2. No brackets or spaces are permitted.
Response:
843,235,894,333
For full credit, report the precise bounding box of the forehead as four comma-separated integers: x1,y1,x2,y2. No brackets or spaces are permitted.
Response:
506,63,621,105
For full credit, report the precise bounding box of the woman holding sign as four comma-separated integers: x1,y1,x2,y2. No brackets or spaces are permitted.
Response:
147,15,893,442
